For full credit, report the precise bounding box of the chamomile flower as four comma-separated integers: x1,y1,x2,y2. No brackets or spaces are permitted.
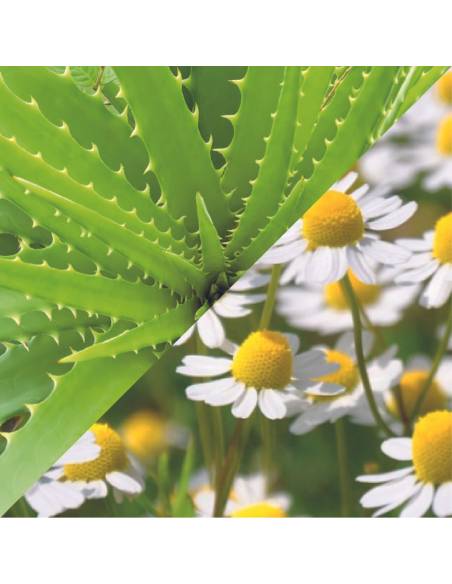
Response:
287,332,402,435
25,430,101,518
277,269,418,335
357,411,452,517
351,355,452,429
192,473,291,518
261,172,416,285
177,331,341,420
26,423,144,517
360,72,452,190
395,213,452,308
121,410,188,464
174,268,268,349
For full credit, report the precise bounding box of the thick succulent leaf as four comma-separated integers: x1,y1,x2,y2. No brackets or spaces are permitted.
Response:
226,66,301,257
0,77,188,253
114,67,232,234
231,67,407,272
0,330,93,425
196,193,226,274
0,66,151,192
0,287,109,342
0,257,176,322
0,65,441,516
288,66,336,174
396,66,450,119
220,67,285,211
188,66,246,168
61,297,199,362
14,177,207,296
0,171,144,282
0,199,50,244
0,340,155,515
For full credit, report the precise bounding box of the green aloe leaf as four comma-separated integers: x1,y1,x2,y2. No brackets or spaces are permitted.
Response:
0,65,442,516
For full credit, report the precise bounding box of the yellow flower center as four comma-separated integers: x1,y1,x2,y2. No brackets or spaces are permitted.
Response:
121,411,167,462
436,115,452,156
310,349,359,401
386,370,447,419
64,423,128,482
432,212,452,264
303,190,364,250
231,330,293,389
437,72,452,105
324,271,381,310
412,411,452,485
231,502,286,518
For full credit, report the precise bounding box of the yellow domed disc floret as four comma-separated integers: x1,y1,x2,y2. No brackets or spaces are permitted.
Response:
437,72,452,105
386,370,447,419
231,502,287,518
121,411,167,462
324,270,381,310
311,349,359,401
412,411,452,485
64,423,128,482
232,330,293,390
303,190,365,250
436,115,452,157
432,212,452,264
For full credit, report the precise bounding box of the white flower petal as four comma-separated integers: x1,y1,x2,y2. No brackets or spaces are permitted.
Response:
204,382,246,406
347,246,376,284
360,475,418,508
362,239,411,266
106,471,143,495
400,483,434,518
421,263,452,308
231,388,258,418
356,466,413,484
367,201,417,230
83,480,108,499
186,377,235,401
56,431,100,465
258,389,287,420
432,482,452,517
333,171,358,192
174,324,195,346
197,310,225,349
381,437,413,461
177,355,232,377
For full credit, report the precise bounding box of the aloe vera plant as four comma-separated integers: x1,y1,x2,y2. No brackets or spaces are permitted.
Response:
0,65,446,514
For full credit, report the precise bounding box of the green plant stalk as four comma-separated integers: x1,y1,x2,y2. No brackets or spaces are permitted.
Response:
360,302,409,434
260,413,275,483
212,407,225,483
213,418,251,517
157,451,172,517
258,264,282,482
340,274,394,437
195,402,214,480
259,264,283,330
335,418,351,517
410,297,452,424
192,323,224,488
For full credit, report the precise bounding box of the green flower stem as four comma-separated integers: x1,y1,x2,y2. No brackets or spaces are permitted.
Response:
410,297,452,424
195,402,214,477
260,413,275,484
213,418,251,517
335,418,351,517
212,407,225,484
259,264,283,330
341,274,394,437
194,334,225,487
